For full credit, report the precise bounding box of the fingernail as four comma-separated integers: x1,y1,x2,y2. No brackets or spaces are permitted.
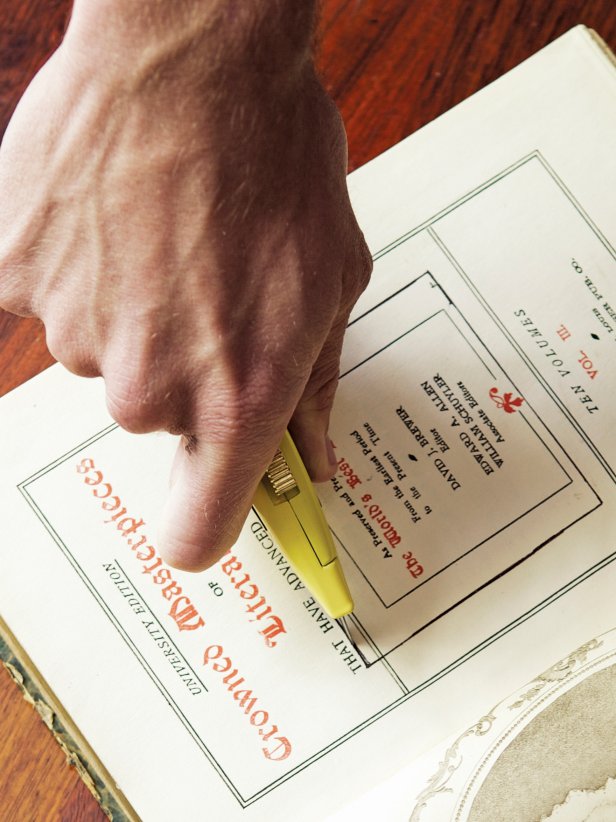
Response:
326,436,337,468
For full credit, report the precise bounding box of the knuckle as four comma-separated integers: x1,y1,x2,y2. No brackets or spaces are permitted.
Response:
103,338,189,434
44,322,97,377
0,290,33,317
104,372,162,433
195,373,288,447
354,234,374,294
0,266,33,317
0,244,33,316
313,371,339,411
303,366,339,413
197,395,266,445
338,228,373,310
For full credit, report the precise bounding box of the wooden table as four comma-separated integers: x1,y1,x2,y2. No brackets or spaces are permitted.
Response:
1,1,615,819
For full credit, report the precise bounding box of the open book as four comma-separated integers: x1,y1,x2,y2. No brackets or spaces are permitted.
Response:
1,26,615,821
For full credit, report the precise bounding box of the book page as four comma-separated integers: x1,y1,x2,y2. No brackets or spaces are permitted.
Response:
0,27,615,821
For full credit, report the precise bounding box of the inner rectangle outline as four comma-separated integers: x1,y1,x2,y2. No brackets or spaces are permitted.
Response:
336,289,592,610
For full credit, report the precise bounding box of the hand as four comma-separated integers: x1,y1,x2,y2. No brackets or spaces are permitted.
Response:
0,2,372,570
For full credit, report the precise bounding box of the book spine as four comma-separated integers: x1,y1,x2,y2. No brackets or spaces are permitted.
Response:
0,630,135,822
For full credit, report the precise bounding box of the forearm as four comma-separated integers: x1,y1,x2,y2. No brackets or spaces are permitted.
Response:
0,0,371,568
64,0,318,86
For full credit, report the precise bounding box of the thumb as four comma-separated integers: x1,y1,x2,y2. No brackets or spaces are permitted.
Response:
288,314,348,483
157,419,287,572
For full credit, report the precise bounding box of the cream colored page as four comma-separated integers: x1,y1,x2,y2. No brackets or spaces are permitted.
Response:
1,27,615,822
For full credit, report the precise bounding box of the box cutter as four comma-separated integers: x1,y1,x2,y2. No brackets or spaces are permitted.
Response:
253,431,354,619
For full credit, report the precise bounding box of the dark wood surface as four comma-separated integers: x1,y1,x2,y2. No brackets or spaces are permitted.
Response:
1,1,615,819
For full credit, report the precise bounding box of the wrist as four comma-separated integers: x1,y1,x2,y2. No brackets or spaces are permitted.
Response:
63,0,317,94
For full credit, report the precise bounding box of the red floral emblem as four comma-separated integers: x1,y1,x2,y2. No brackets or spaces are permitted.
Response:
489,387,524,413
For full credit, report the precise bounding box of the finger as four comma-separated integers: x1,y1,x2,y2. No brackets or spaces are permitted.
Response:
102,338,190,434
288,313,349,483
157,411,290,572
105,376,177,434
289,228,372,479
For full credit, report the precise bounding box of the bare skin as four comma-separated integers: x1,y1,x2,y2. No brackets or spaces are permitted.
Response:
0,0,372,570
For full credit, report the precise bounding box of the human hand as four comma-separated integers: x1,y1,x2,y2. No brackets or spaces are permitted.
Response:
0,1,372,570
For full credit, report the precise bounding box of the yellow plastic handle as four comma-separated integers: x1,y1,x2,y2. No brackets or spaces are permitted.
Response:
252,432,354,618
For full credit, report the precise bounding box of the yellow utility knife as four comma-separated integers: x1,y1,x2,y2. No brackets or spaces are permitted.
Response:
253,431,354,619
